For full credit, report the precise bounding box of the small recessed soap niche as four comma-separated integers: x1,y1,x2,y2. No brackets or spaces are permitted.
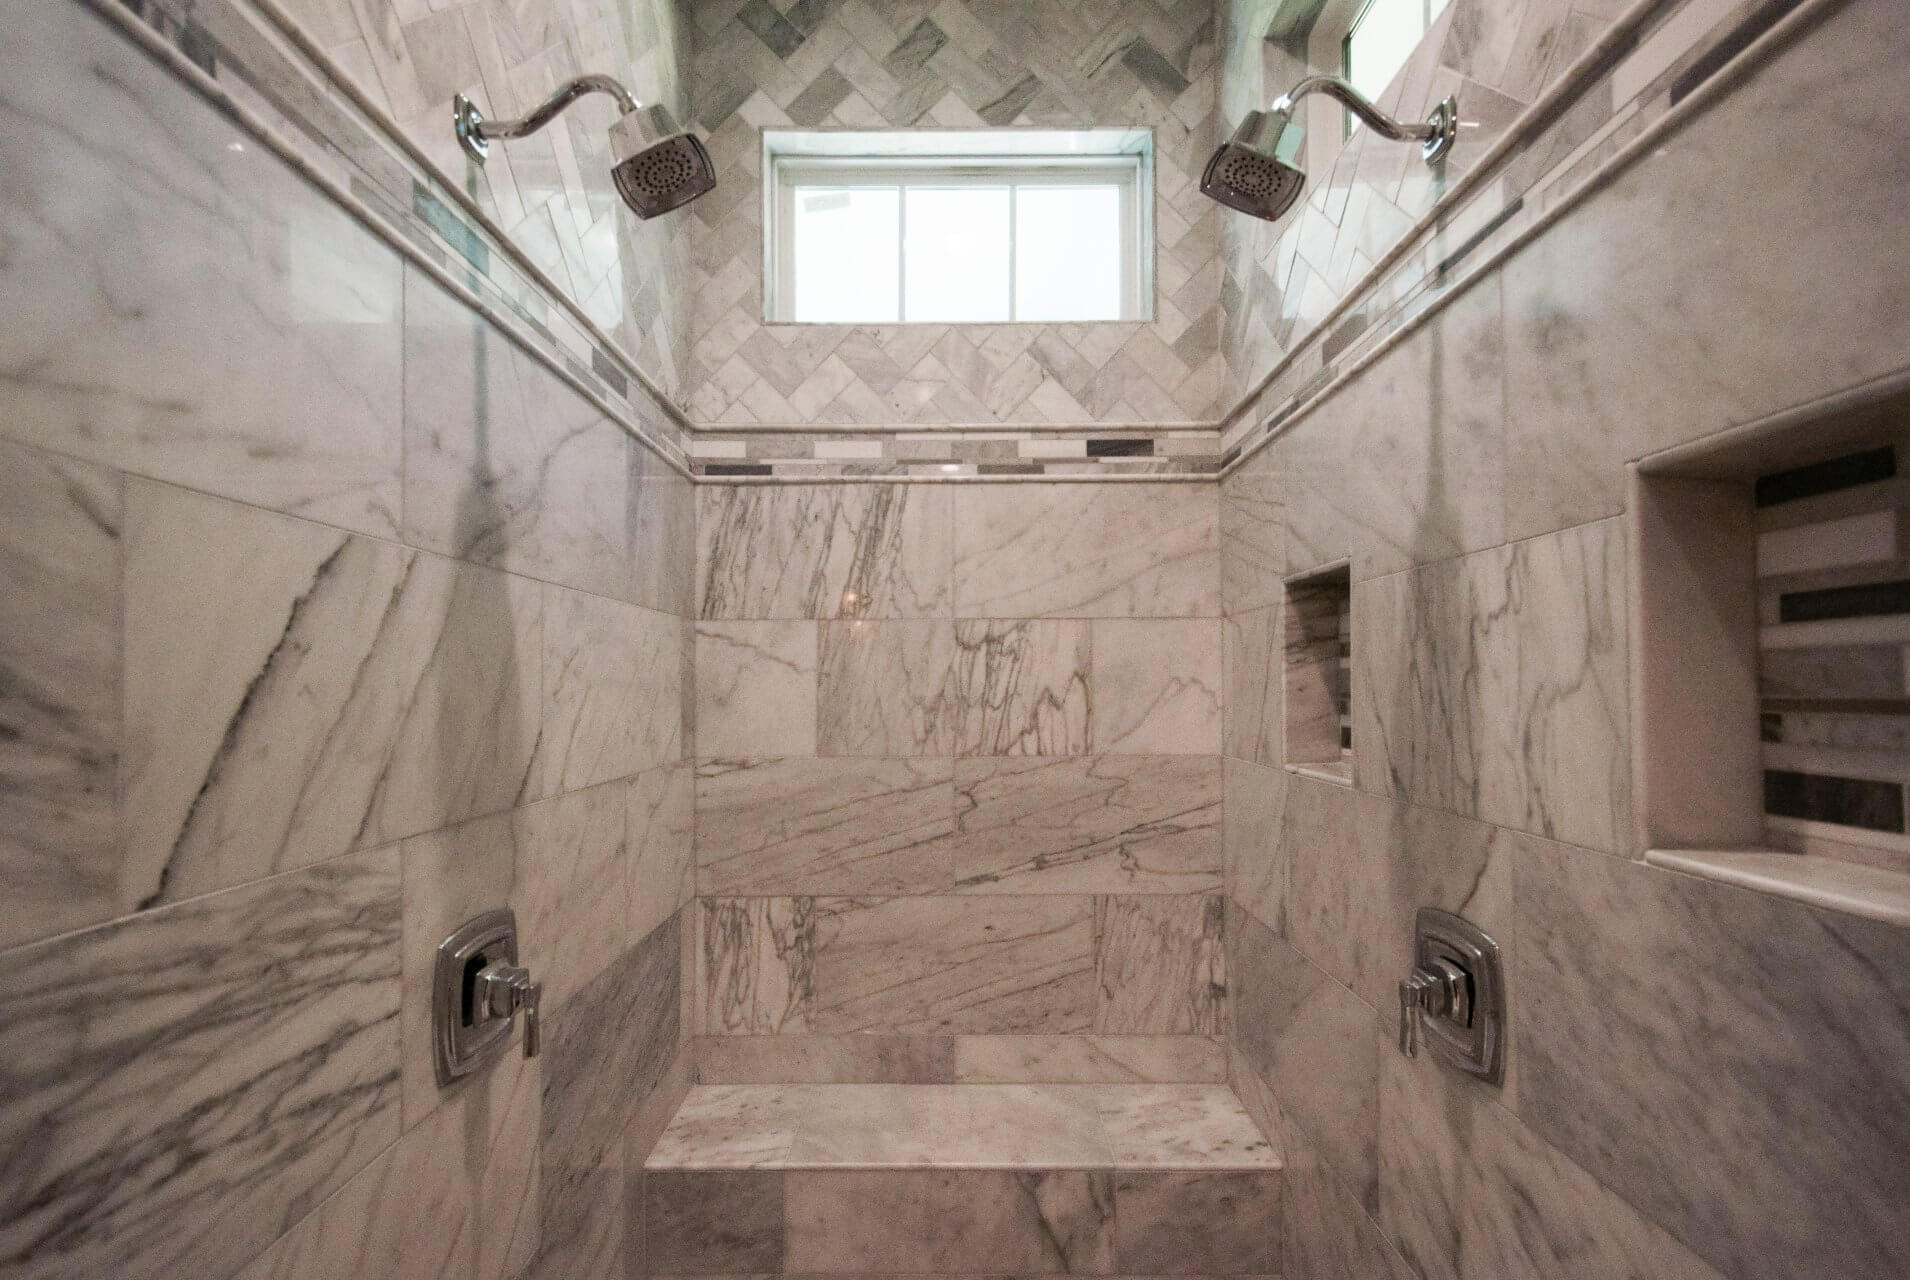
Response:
1633,382,1910,925
1284,563,1353,784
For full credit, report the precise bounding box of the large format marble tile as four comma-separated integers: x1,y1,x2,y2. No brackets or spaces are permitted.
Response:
233,1045,539,1280
1514,840,1910,1280
782,1169,1116,1273
0,443,121,950
950,620,1092,755
783,1084,1114,1168
953,1035,1228,1084
1224,757,1289,933
1092,620,1223,753
954,484,1220,618
810,895,1096,1034
1114,1171,1281,1273
1501,0,1910,540
122,485,543,907
697,484,952,618
534,585,683,795
540,913,682,1271
1281,1119,1418,1280
1283,278,1505,580
645,1171,784,1273
1228,902,1380,1211
0,848,401,1280
629,762,695,942
1095,894,1228,1034
697,1034,957,1084
817,620,957,756
951,756,1221,895
0,0,403,536
1356,520,1629,852
1224,603,1283,766
644,1084,813,1168
1221,453,1286,616
512,783,630,1012
628,440,695,618
1379,1050,1724,1280
1075,1086,1281,1169
696,757,956,895
699,897,816,1035
696,621,817,758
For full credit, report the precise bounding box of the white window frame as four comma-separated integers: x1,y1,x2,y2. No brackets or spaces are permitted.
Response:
765,151,1153,325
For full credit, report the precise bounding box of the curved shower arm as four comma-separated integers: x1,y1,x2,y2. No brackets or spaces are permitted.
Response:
1272,75,1437,143
475,74,642,141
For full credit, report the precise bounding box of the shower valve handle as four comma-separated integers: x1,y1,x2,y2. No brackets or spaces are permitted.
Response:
1398,959,1468,1057
476,961,542,1059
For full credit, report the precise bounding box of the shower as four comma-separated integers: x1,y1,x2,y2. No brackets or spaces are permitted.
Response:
1201,75,1457,221
453,75,716,219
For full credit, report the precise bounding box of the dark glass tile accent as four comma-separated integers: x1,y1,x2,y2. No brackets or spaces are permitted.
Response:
1778,578,1910,624
1121,39,1191,97
704,464,773,476
590,347,629,397
1435,196,1525,278
977,463,1042,476
413,181,489,275
1763,697,1910,715
1219,447,1242,468
1321,312,1370,363
1670,0,1808,105
1761,712,1783,743
1763,769,1905,833
737,0,806,58
1340,725,1353,750
1754,445,1895,507
563,355,593,387
1087,439,1154,457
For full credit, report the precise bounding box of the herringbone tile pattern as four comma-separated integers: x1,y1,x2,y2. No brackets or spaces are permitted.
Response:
682,0,1229,427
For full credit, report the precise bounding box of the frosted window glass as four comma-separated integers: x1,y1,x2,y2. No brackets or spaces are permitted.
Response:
903,187,1010,322
793,187,900,322
1345,0,1449,124
1015,186,1123,323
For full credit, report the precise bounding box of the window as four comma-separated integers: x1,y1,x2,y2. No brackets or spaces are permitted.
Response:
1341,0,1451,135
764,130,1153,324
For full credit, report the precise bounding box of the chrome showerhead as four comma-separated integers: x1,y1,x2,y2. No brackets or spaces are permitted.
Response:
1201,77,1459,223
607,104,716,219
1200,108,1307,222
454,76,716,221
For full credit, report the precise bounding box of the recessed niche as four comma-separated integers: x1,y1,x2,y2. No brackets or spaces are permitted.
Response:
1284,563,1352,784
1632,377,1910,926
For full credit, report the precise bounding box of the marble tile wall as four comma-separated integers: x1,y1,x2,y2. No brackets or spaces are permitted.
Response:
681,0,1228,433
1221,3,1910,1280
0,3,697,1277
693,480,1233,1080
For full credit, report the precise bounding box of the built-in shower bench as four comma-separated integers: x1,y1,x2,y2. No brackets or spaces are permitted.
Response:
639,1084,1283,1275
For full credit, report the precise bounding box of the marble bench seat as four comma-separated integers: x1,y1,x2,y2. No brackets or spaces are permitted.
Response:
639,1084,1283,1275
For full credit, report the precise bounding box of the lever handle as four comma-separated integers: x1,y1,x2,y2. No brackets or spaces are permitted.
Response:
1399,974,1429,1056
476,962,543,1060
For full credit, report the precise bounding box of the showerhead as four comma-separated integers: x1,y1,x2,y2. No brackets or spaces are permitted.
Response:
608,104,717,219
1200,108,1307,222
1201,77,1459,223
455,77,716,221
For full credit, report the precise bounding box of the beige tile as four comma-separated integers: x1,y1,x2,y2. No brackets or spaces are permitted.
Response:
1093,620,1223,754
951,619,1092,755
696,621,817,758
1094,895,1227,1034
817,620,957,756
1115,1171,1281,1273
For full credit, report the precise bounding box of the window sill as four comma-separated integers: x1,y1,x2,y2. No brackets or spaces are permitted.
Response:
1645,848,1910,928
1285,761,1353,787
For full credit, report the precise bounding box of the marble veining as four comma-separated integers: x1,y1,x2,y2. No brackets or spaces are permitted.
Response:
1093,895,1228,1034
1221,454,1286,616
0,1,404,537
1091,620,1224,754
700,897,817,1035
696,757,956,896
817,620,957,757
1224,604,1283,766
0,442,121,951
534,585,683,795
122,484,543,908
695,621,818,758
647,1084,1277,1172
954,485,1221,619
698,484,952,619
0,848,401,1280
1515,840,1910,1280
951,756,1222,895
951,620,1092,756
